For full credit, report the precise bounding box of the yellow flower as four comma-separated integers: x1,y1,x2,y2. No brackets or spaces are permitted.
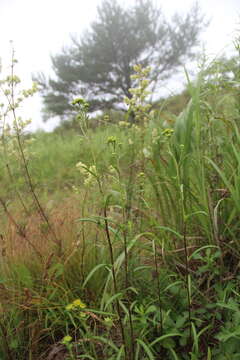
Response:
66,298,87,311
109,165,116,174
84,175,95,187
65,303,74,311
162,128,174,137
107,136,117,145
72,298,86,309
62,335,72,344
88,165,97,176
76,162,88,175
119,121,129,127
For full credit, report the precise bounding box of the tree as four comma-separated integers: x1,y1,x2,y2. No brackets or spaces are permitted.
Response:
36,0,207,120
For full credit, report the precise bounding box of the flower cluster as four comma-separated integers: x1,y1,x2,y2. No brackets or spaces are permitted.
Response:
0,61,39,172
66,298,87,319
103,114,110,122
76,162,98,186
161,128,174,137
66,298,86,311
108,165,117,174
71,98,89,112
107,136,117,146
76,161,88,175
142,147,152,159
0,71,37,133
119,120,130,128
22,82,38,98
5,75,21,85
124,64,152,124
62,335,72,344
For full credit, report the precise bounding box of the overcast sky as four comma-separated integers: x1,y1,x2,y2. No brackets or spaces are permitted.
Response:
0,0,239,131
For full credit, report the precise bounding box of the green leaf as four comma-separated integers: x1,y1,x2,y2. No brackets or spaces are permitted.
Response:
150,333,181,347
161,337,176,349
104,292,123,310
82,263,107,288
136,339,155,360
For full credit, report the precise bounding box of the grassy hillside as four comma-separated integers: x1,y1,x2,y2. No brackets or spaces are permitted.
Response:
0,59,240,359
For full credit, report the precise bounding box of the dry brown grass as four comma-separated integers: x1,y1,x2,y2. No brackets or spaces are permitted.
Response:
1,196,83,262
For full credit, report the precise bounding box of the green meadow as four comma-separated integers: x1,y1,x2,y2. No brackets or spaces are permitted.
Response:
0,58,240,359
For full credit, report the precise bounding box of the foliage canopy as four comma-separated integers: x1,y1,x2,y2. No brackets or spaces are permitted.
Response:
36,0,207,120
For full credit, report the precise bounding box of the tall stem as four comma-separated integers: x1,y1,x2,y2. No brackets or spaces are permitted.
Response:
103,202,127,359
8,48,61,256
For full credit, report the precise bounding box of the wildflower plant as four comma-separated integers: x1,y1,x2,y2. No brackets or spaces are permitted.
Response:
71,97,89,137
125,64,151,126
66,298,87,311
0,55,37,170
61,335,74,359
65,298,88,325
2,36,240,360
0,48,61,259
76,161,99,187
